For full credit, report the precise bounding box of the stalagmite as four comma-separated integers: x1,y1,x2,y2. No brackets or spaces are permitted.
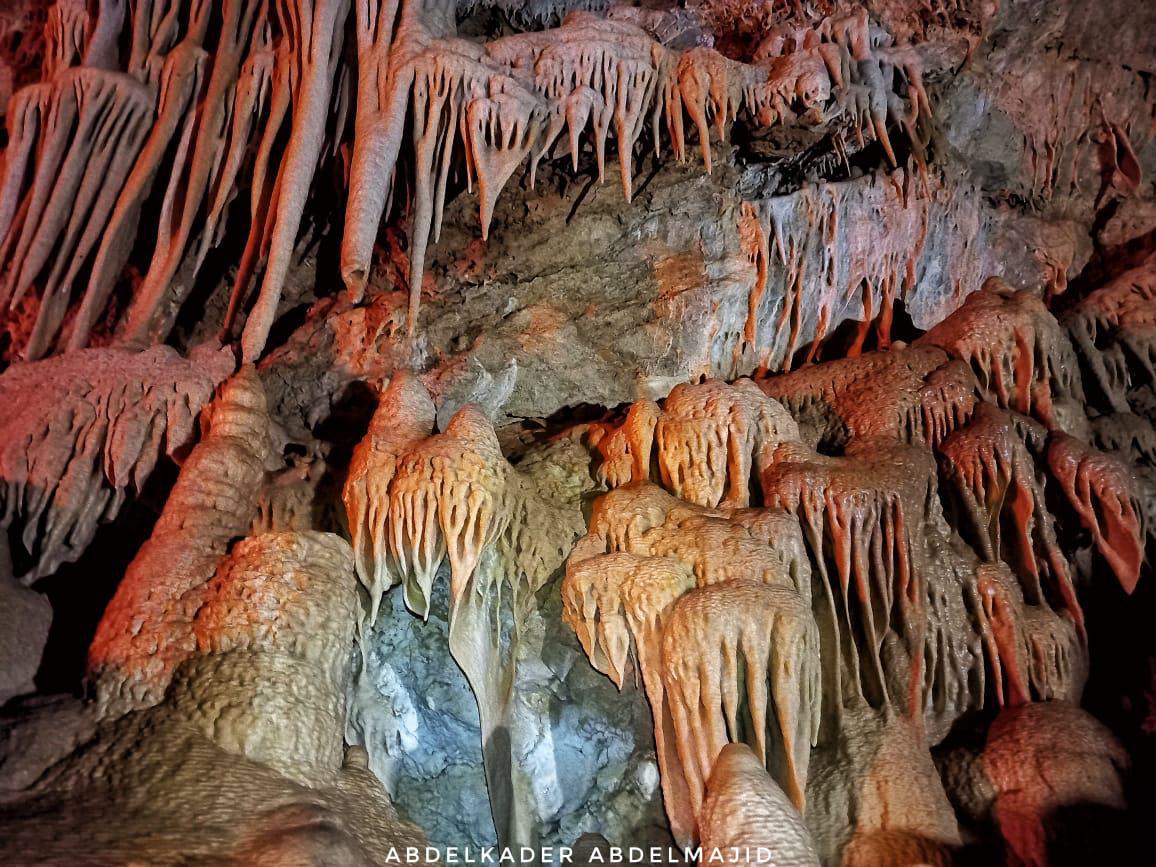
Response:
0,528,429,862
0,344,235,581
88,365,272,717
1047,432,1145,593
699,744,820,867
171,530,358,784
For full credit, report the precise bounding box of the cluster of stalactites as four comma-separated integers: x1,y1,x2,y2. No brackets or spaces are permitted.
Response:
587,371,979,724
3,0,934,362
917,279,1086,430
562,479,819,842
0,343,235,582
974,562,1087,707
339,1,936,343
342,371,585,626
937,404,1084,626
919,277,1148,594
590,378,801,508
358,394,512,620
0,0,351,363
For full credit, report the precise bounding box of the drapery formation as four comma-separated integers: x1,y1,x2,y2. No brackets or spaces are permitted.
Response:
0,0,936,362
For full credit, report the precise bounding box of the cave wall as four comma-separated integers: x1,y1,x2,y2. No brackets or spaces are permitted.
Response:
0,0,1153,864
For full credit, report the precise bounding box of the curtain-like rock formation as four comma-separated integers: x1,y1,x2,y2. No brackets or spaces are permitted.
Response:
0,0,1153,863
343,374,591,850
0,343,234,582
0,0,940,363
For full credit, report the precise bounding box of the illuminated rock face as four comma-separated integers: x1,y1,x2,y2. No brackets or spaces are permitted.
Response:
0,0,1154,864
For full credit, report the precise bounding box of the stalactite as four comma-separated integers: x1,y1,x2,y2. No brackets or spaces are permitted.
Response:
655,379,800,507
87,365,272,717
979,703,1130,867
1091,412,1156,466
240,0,350,363
1063,253,1156,413
0,344,235,582
252,450,326,534
1047,432,1144,593
662,578,820,817
580,480,812,602
42,0,88,78
590,399,662,488
918,278,1085,429
975,563,1086,706
344,383,588,849
341,371,436,622
582,359,993,751
937,403,1083,628
759,346,976,449
0,0,943,362
615,550,700,844
388,404,514,613
675,47,751,173
67,42,209,350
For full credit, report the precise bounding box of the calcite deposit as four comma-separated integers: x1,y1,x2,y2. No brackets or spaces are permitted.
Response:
0,0,1153,864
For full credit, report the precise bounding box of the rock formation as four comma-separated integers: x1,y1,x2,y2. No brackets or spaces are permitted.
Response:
0,0,1153,863
699,743,820,867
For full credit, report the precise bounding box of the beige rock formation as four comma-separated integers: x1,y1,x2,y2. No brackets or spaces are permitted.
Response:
0,0,1151,863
